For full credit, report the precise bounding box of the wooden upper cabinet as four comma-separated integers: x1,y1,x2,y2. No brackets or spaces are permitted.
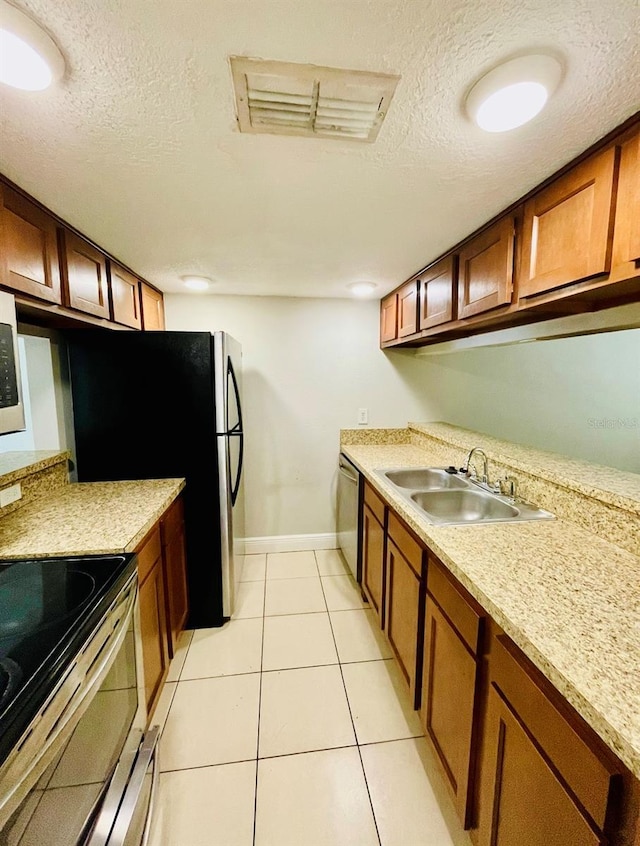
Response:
418,256,457,330
108,260,142,329
609,127,640,283
380,292,398,343
457,216,515,319
59,228,110,319
519,146,618,299
397,279,419,337
0,184,61,304
140,282,165,330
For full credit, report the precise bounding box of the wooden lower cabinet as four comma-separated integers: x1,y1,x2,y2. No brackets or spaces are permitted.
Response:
475,634,624,845
138,532,170,716
355,485,640,845
384,514,425,706
477,686,602,846
361,481,386,623
161,496,189,656
136,497,188,716
421,557,484,828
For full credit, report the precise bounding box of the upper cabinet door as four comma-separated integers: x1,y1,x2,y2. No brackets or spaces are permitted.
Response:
60,228,110,319
140,282,165,331
419,255,457,330
109,260,142,329
457,216,515,319
519,147,618,299
0,184,62,304
380,292,398,343
397,280,419,337
609,128,640,281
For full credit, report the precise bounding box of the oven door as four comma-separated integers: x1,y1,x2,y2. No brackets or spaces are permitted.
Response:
0,585,157,846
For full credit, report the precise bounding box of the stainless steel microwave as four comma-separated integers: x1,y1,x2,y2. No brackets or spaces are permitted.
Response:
0,292,25,436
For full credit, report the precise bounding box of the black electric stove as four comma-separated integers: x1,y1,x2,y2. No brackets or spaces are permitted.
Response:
0,553,137,767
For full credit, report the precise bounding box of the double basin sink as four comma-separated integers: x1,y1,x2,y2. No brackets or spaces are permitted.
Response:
375,467,554,526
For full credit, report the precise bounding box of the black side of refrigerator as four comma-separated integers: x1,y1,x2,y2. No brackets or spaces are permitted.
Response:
66,330,225,627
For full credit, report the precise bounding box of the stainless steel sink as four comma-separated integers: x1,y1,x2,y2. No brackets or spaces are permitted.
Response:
383,468,468,490
410,489,519,522
374,466,555,526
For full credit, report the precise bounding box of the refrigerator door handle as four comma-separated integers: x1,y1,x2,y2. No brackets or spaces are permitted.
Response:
226,356,244,506
229,430,244,506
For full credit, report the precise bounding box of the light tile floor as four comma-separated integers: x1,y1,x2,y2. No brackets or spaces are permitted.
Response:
148,549,472,846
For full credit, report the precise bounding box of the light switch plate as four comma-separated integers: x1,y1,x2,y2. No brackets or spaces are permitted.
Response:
0,483,22,507
358,408,368,425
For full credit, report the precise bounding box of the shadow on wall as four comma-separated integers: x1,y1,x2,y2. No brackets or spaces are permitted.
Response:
405,329,640,473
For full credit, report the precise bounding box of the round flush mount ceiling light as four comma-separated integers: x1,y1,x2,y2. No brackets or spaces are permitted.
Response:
466,54,562,133
0,1,65,91
181,275,212,292
348,281,378,298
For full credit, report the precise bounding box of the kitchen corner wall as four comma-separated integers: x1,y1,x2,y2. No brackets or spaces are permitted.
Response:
417,329,640,475
167,294,640,542
165,294,439,540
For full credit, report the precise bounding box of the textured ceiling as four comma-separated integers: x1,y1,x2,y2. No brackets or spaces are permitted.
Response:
1,0,639,298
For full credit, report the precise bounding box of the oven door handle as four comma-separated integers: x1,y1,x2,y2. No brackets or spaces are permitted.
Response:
106,725,161,846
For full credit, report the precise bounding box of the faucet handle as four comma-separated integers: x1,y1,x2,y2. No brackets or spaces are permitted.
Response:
498,476,517,499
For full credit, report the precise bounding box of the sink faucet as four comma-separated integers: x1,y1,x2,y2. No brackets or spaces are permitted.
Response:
464,447,489,484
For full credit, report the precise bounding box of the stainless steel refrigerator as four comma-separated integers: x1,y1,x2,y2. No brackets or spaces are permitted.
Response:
67,330,244,628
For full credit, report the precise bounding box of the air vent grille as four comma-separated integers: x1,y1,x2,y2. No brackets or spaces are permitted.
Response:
230,58,400,142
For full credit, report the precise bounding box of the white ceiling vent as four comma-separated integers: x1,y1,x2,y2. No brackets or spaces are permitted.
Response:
230,57,400,143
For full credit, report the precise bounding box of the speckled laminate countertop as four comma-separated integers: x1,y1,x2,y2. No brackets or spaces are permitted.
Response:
0,450,70,487
0,478,185,558
342,441,640,779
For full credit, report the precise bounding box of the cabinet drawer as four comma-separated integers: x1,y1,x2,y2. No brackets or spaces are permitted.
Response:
491,635,620,831
161,496,184,546
427,556,483,655
136,525,162,585
387,512,423,578
364,481,385,526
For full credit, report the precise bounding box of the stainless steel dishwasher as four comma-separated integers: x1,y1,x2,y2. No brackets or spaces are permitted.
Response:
337,454,360,580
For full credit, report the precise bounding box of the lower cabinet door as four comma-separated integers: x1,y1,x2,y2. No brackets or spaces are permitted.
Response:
163,528,189,655
384,539,421,704
362,503,385,623
477,685,603,846
421,598,478,828
139,559,170,715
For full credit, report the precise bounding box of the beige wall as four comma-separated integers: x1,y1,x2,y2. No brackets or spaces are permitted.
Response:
421,329,640,473
167,294,640,540
165,295,439,539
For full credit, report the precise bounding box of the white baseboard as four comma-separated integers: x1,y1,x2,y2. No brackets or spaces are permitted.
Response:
242,533,338,555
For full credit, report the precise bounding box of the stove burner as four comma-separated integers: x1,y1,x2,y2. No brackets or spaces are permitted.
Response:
0,568,96,642
0,658,22,711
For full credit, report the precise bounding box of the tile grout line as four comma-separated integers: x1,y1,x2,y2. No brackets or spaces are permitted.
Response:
252,556,268,846
316,551,383,846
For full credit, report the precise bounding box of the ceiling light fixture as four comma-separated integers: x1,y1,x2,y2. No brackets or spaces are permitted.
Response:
348,281,378,298
466,54,562,133
0,1,65,91
181,275,212,292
